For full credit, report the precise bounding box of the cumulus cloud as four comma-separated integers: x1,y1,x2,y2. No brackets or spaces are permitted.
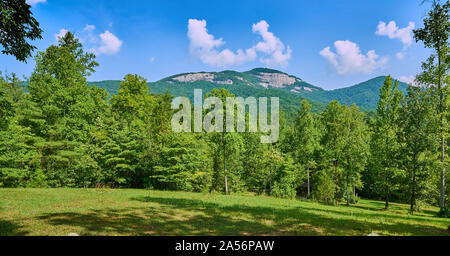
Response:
149,57,155,63
55,26,122,56
399,75,416,85
252,20,292,67
187,19,256,67
54,29,69,41
26,0,46,6
376,21,415,59
91,30,123,56
83,24,96,32
187,19,291,67
320,40,388,75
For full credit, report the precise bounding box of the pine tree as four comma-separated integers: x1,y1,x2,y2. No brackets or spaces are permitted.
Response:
26,31,101,187
0,73,43,187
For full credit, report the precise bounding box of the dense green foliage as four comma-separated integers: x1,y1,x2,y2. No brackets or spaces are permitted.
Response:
413,0,449,215
370,76,405,210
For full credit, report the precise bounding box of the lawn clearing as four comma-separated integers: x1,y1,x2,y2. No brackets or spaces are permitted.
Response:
0,189,448,236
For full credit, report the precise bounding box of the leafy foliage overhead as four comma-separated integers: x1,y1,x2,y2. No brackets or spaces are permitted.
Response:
0,0,43,62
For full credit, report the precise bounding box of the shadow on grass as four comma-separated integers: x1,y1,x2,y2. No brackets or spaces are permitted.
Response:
36,195,449,236
350,201,447,221
133,196,449,235
313,204,450,225
0,220,29,236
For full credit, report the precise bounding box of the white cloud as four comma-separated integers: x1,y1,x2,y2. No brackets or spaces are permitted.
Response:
252,20,292,67
26,0,46,6
320,40,388,75
91,30,123,56
56,26,122,56
149,57,155,63
187,19,291,67
399,75,416,85
376,21,415,59
80,24,98,44
187,19,256,67
54,29,69,41
83,24,96,32
376,21,415,46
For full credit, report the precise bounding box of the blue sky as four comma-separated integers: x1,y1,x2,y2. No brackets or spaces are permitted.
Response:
1,0,432,90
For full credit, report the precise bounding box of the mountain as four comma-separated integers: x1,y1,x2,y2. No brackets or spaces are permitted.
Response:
90,68,329,119
304,76,409,111
89,68,410,117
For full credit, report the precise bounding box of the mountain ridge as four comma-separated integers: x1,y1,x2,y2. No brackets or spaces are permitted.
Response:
89,68,410,116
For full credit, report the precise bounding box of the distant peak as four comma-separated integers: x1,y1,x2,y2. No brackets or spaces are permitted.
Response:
247,68,286,74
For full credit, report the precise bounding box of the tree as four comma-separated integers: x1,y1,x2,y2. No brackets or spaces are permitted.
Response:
413,0,450,215
28,32,98,133
268,148,300,199
371,76,404,210
0,73,42,187
341,105,369,206
205,88,236,194
320,101,347,206
241,130,268,194
152,132,213,192
0,73,14,129
26,32,103,187
293,99,320,198
0,0,43,62
111,74,151,124
110,74,174,188
400,85,440,213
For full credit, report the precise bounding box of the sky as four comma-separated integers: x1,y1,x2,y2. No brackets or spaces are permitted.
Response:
1,0,434,90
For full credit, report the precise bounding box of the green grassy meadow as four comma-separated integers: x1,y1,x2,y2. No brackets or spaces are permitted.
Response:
0,189,448,236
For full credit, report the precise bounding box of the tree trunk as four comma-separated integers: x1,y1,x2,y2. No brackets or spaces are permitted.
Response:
346,174,350,206
307,164,310,198
437,44,446,214
410,168,416,214
222,132,228,195
335,163,338,207
385,189,390,210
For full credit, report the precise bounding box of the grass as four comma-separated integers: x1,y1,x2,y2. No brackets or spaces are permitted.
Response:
0,188,449,236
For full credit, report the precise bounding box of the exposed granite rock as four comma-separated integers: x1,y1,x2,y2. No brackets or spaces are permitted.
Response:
216,79,233,85
256,72,299,88
173,73,215,83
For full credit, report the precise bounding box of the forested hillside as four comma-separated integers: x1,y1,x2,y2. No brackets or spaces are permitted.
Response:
90,72,409,117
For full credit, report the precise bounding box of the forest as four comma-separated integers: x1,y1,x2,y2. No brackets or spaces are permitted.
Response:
0,0,448,218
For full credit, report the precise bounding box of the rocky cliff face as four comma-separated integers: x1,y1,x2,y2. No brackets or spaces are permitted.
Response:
173,73,215,83
256,72,299,88
167,68,320,93
250,69,319,93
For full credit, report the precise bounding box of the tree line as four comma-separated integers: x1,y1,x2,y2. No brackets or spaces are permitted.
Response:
0,0,448,216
